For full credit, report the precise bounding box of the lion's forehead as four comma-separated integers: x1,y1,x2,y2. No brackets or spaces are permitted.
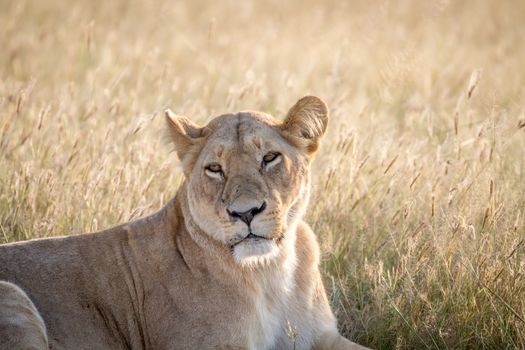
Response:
204,112,282,152
206,111,278,130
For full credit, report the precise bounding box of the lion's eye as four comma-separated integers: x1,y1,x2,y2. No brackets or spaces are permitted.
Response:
205,163,223,178
206,163,222,172
262,152,281,166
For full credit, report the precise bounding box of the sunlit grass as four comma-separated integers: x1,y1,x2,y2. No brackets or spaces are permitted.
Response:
1,0,525,348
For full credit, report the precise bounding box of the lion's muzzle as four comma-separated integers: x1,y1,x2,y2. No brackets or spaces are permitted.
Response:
227,201,267,226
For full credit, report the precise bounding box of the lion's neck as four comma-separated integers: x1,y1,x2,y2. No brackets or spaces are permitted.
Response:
135,191,300,349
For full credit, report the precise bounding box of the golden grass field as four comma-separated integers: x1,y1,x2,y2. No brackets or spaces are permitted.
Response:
1,0,525,348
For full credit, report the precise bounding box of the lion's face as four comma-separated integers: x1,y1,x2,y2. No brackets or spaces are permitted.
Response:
185,114,311,264
166,96,328,265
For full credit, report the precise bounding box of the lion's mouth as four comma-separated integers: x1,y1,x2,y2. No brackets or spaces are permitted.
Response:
230,232,268,248
244,232,267,240
230,231,283,250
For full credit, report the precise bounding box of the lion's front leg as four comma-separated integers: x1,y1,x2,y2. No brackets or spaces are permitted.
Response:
309,283,371,350
0,281,48,350
315,331,371,350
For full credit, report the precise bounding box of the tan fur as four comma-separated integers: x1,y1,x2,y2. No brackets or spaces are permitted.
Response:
0,281,48,350
0,96,369,349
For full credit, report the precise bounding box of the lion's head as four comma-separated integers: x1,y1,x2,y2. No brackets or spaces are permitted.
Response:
165,96,328,265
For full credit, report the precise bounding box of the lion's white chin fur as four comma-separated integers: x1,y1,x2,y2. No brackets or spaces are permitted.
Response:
232,239,280,267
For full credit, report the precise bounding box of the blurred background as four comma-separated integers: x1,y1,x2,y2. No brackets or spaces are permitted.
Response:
1,0,525,348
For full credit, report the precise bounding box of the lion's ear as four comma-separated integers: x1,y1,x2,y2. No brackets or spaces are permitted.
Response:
280,96,329,154
165,109,205,175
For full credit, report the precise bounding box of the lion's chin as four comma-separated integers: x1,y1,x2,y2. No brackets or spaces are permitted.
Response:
232,239,280,267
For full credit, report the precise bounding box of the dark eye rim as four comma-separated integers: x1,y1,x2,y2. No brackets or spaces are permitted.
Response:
205,163,223,173
262,152,281,166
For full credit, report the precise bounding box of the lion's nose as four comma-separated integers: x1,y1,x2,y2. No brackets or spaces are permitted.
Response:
227,202,267,226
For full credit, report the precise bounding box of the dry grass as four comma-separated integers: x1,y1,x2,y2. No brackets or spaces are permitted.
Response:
1,0,525,348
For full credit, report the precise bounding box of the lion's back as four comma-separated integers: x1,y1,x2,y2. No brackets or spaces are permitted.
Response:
0,281,48,349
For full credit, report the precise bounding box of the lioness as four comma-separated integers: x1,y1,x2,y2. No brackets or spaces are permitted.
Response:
0,96,368,350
